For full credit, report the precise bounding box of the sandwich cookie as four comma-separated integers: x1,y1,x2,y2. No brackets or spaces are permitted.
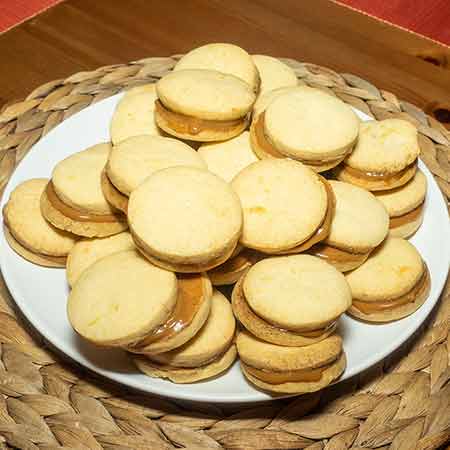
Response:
155,69,255,142
67,250,178,346
197,131,258,182
41,143,127,238
3,179,77,267
252,54,298,96
232,255,352,346
237,330,346,394
252,86,297,119
133,289,237,383
66,231,135,287
231,159,334,254
334,119,420,190
110,83,163,145
103,135,207,212
126,272,212,355
374,170,427,238
128,166,243,272
174,43,260,92
308,181,389,272
346,237,430,322
250,87,359,172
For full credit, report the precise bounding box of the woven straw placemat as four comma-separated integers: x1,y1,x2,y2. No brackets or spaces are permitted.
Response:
0,56,449,450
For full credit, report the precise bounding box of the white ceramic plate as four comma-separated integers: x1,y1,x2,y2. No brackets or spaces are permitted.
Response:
1,94,449,403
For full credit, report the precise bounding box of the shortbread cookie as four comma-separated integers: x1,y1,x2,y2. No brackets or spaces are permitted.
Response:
252,55,297,96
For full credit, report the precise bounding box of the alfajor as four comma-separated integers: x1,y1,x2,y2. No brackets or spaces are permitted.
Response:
155,69,255,142
133,289,236,383
174,43,260,92
308,181,389,272
66,231,135,287
102,135,206,213
41,144,127,238
128,166,242,272
3,179,77,267
334,118,420,190
346,237,430,322
110,83,162,145
237,330,346,394
231,159,334,254
250,87,359,172
374,170,427,238
252,54,297,96
232,255,352,346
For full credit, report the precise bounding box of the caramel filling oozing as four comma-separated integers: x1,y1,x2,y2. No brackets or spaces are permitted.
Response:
46,182,125,223
155,100,247,135
390,202,424,229
243,358,336,384
253,113,348,165
130,274,205,348
352,265,429,314
309,242,369,263
209,249,261,277
343,161,417,182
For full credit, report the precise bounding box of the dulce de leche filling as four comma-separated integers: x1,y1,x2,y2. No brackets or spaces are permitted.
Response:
45,182,125,223
129,274,205,349
343,161,417,182
155,100,248,135
352,264,429,314
309,242,369,263
389,202,424,229
208,249,261,278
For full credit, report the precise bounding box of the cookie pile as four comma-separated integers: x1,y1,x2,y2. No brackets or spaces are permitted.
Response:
3,43,431,395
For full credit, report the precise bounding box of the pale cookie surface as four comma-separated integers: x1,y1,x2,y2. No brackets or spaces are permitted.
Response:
374,170,427,216
52,143,114,214
345,237,424,301
231,159,327,251
107,135,206,195
174,43,259,91
67,250,177,345
197,132,258,182
325,181,389,251
253,86,298,118
265,87,359,160
128,166,242,263
66,232,135,286
4,179,76,256
243,255,352,330
156,69,255,120
110,84,162,145
149,290,236,367
345,118,420,172
252,55,298,95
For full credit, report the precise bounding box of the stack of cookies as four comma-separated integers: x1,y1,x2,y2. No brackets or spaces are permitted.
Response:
3,42,431,396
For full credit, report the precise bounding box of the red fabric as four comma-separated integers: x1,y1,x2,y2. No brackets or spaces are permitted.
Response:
0,0,62,33
338,0,450,45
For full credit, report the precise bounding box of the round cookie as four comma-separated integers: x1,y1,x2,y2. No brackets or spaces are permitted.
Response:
231,159,331,253
128,166,243,272
174,43,260,91
155,69,255,141
110,83,163,145
374,170,427,238
3,179,77,267
197,132,258,182
126,273,213,355
103,135,207,212
66,231,135,286
237,331,346,394
252,87,359,172
308,181,389,272
252,86,298,119
133,290,237,383
334,119,420,191
67,250,178,346
232,255,352,346
252,55,298,96
346,237,430,322
41,143,127,238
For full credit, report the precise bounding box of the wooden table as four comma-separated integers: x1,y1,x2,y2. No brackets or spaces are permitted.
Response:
1,0,449,127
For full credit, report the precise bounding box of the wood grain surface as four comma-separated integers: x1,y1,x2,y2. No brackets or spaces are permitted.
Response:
1,0,449,126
